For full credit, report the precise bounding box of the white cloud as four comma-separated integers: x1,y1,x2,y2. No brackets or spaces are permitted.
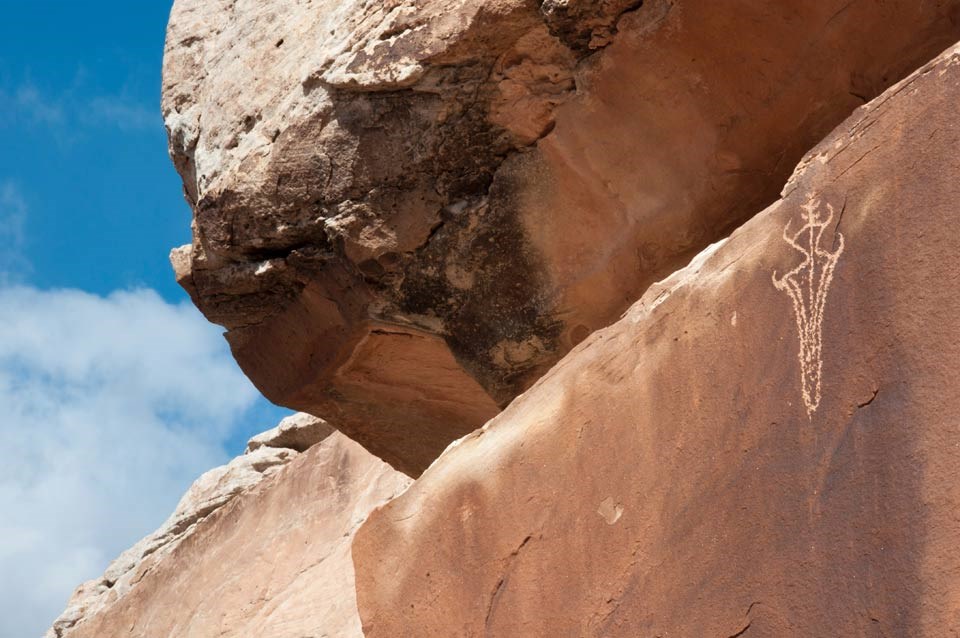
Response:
14,84,66,126
86,96,158,131
0,286,260,637
0,80,155,133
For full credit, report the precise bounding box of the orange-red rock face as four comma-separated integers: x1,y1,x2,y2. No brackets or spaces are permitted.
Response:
58,432,409,638
518,0,960,353
163,0,960,475
352,43,960,636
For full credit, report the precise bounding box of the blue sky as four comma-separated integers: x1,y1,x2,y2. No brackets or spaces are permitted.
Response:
0,3,291,635
0,2,184,297
0,2,290,445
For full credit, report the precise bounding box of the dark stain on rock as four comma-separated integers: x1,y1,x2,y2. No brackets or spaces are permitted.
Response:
540,0,645,53
399,167,562,406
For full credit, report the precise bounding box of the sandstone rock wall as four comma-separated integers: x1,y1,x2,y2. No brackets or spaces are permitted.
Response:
163,0,960,475
351,42,960,636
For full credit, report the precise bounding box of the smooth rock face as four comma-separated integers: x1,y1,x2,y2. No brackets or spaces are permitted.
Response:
163,0,960,475
353,43,960,636
49,429,409,638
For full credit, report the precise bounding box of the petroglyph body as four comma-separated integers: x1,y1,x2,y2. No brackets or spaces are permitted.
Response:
772,199,845,416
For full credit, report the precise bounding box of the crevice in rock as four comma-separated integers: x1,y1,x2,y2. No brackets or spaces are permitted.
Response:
484,535,534,632
726,622,752,638
858,388,879,409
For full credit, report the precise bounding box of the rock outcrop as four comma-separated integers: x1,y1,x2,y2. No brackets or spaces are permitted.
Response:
163,0,960,475
245,410,335,452
47,417,409,638
351,43,960,636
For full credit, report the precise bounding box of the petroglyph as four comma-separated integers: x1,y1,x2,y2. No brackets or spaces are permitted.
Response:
772,198,845,416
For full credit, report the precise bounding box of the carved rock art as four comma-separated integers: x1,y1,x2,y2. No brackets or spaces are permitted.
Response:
772,198,845,416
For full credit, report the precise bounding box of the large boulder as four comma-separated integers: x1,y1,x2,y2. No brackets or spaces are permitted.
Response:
162,0,960,475
48,426,409,638
352,42,960,636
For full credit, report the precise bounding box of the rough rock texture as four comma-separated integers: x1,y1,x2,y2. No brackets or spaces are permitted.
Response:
163,0,960,475
48,423,408,638
245,410,335,452
353,43,960,636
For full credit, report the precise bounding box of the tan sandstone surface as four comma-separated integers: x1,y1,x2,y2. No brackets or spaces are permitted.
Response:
162,0,960,475
351,42,960,636
48,418,409,638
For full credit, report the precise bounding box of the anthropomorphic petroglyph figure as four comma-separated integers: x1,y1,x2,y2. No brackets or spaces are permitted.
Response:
772,198,845,416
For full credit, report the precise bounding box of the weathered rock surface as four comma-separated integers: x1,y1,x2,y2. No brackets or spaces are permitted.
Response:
163,0,960,475
48,421,409,637
245,410,335,452
353,43,960,636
